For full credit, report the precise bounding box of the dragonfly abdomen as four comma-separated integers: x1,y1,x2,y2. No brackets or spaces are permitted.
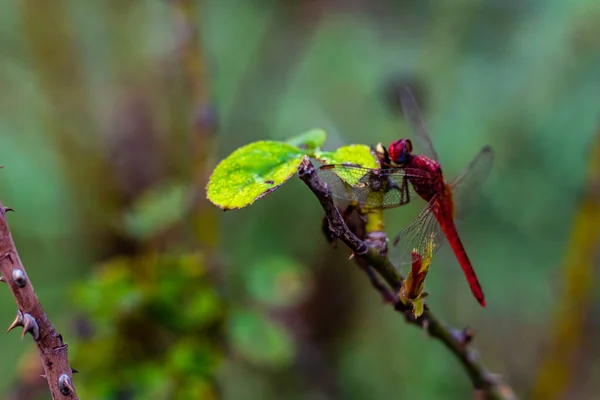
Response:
435,208,486,307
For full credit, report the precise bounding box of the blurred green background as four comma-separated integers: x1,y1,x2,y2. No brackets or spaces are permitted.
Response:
1,0,600,399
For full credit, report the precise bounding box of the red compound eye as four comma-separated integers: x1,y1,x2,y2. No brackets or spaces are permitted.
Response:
389,139,412,164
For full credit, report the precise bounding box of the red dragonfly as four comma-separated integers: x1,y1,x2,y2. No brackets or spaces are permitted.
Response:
319,87,493,307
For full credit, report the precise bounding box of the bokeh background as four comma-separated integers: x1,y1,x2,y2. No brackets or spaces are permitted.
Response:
1,1,600,399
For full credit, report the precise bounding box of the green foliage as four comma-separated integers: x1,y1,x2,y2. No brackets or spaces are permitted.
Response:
206,131,379,211
72,252,224,399
317,144,378,169
246,255,311,308
206,141,305,210
317,144,379,185
122,182,190,241
286,128,327,149
229,309,295,368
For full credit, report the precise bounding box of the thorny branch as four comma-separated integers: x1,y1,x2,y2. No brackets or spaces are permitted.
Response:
0,203,78,399
297,157,516,400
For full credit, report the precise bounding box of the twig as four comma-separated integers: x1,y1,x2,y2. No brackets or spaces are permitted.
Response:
297,157,514,399
0,204,78,399
355,258,397,305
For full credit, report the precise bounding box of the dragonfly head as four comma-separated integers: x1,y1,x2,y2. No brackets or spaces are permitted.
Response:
388,138,413,166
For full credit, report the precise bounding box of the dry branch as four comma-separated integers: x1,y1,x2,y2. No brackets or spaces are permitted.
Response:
0,203,78,399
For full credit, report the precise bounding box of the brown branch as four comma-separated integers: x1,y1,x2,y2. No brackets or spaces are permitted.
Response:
0,203,78,399
297,157,515,400
355,258,398,305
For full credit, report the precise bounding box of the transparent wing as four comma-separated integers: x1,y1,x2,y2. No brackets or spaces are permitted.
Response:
390,198,447,267
318,164,438,209
450,146,494,220
399,86,439,161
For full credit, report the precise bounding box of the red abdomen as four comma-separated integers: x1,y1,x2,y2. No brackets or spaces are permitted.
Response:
435,199,486,306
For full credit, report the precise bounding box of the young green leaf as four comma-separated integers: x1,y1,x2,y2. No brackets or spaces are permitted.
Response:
206,141,305,210
122,182,189,240
317,144,378,168
316,144,379,185
286,129,327,150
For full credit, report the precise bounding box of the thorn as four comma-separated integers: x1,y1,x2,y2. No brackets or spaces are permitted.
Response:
22,313,40,340
11,269,26,288
7,310,23,333
3,207,13,213
40,374,46,379
348,252,355,260
58,374,74,395
71,368,79,374
2,252,14,264
0,275,5,283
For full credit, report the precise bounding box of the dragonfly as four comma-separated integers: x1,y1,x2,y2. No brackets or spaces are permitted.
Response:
318,87,493,307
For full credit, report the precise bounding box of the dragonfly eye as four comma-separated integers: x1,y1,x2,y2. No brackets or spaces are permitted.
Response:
398,152,406,164
389,138,413,165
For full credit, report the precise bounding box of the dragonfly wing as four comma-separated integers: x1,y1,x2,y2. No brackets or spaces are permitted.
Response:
450,145,494,220
399,86,439,161
318,164,434,209
390,197,447,267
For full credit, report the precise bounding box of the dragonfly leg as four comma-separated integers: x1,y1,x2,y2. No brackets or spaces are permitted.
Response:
401,178,411,205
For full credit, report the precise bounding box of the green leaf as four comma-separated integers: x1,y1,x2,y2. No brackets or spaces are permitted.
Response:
286,129,327,150
229,309,295,368
246,256,310,308
185,289,223,327
122,182,189,240
168,339,221,375
206,141,305,210
316,144,379,185
317,144,378,168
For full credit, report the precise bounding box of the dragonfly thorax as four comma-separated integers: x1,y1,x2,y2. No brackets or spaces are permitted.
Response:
388,138,414,166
